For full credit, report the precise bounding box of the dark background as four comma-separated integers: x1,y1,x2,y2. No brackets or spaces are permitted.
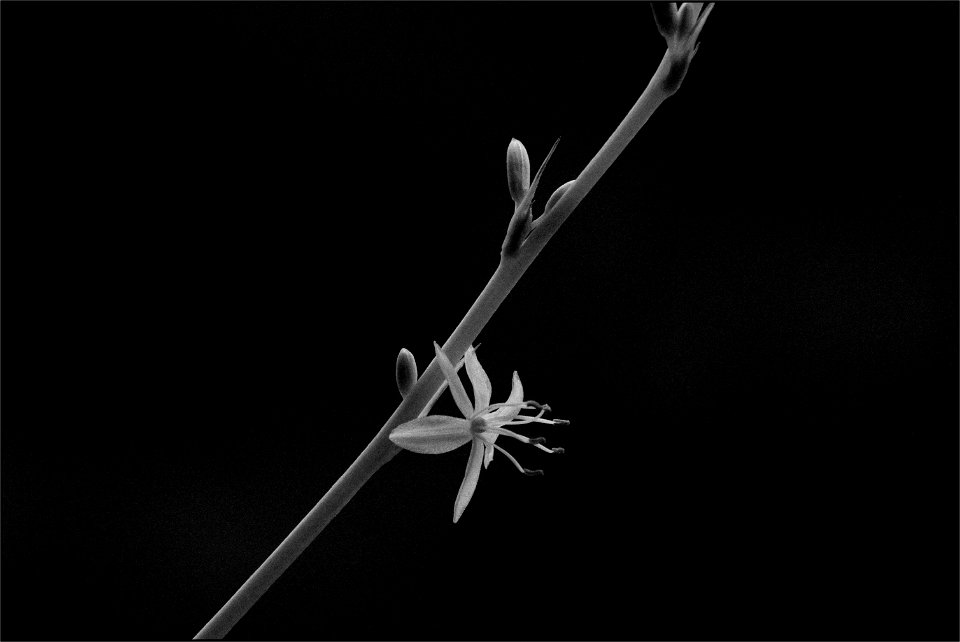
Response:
2,2,957,640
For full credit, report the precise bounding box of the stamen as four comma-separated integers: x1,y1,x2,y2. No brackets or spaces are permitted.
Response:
492,443,540,476
482,425,564,454
501,407,545,423
526,401,552,413
483,425,537,444
483,399,552,415
504,415,562,426
483,400,530,413
532,442,558,454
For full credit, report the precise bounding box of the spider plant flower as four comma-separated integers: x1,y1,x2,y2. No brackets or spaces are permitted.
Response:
390,342,567,523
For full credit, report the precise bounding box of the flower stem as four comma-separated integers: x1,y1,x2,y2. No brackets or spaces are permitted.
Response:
525,50,673,255
195,48,676,640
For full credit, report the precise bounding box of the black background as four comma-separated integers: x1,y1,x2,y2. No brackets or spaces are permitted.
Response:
2,2,958,640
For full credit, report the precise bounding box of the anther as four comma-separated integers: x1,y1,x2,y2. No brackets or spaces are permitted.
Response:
529,437,547,446
527,401,551,413
523,469,544,477
553,419,570,426
551,447,565,455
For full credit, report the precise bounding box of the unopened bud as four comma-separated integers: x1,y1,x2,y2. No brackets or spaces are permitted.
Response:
502,138,561,258
651,2,679,39
544,180,575,216
676,2,700,37
396,348,418,398
506,139,531,205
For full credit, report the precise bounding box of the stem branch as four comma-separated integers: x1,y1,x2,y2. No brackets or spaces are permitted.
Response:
195,48,675,640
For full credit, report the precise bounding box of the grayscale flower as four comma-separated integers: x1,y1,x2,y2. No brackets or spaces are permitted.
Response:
390,342,566,523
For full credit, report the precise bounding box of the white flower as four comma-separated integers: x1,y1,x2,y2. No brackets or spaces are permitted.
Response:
390,342,567,523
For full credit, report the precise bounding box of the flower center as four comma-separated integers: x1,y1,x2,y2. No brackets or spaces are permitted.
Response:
469,417,487,435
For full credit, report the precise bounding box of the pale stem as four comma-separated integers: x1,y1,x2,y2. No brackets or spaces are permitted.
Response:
195,48,676,640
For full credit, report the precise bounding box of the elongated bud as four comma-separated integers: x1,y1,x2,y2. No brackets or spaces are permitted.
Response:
506,139,531,205
676,2,700,37
544,180,575,216
396,348,417,398
651,2,679,39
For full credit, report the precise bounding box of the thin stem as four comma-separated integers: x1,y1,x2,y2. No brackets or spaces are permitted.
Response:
195,48,677,640
523,50,673,257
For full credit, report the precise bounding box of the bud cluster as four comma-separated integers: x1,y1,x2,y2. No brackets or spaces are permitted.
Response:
651,2,714,94
501,138,568,257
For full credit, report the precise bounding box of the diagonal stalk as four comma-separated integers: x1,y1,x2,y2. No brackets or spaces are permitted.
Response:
196,48,678,639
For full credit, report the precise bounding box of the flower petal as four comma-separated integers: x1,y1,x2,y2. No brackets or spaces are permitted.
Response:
389,415,472,454
485,371,524,425
453,438,484,523
419,351,468,418
464,346,492,412
434,342,475,418
480,432,497,468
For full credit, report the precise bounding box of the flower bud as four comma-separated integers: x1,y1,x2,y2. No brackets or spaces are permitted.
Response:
544,180,575,216
396,348,417,398
651,2,679,39
657,2,713,94
506,138,531,205
676,2,700,38
501,138,560,259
